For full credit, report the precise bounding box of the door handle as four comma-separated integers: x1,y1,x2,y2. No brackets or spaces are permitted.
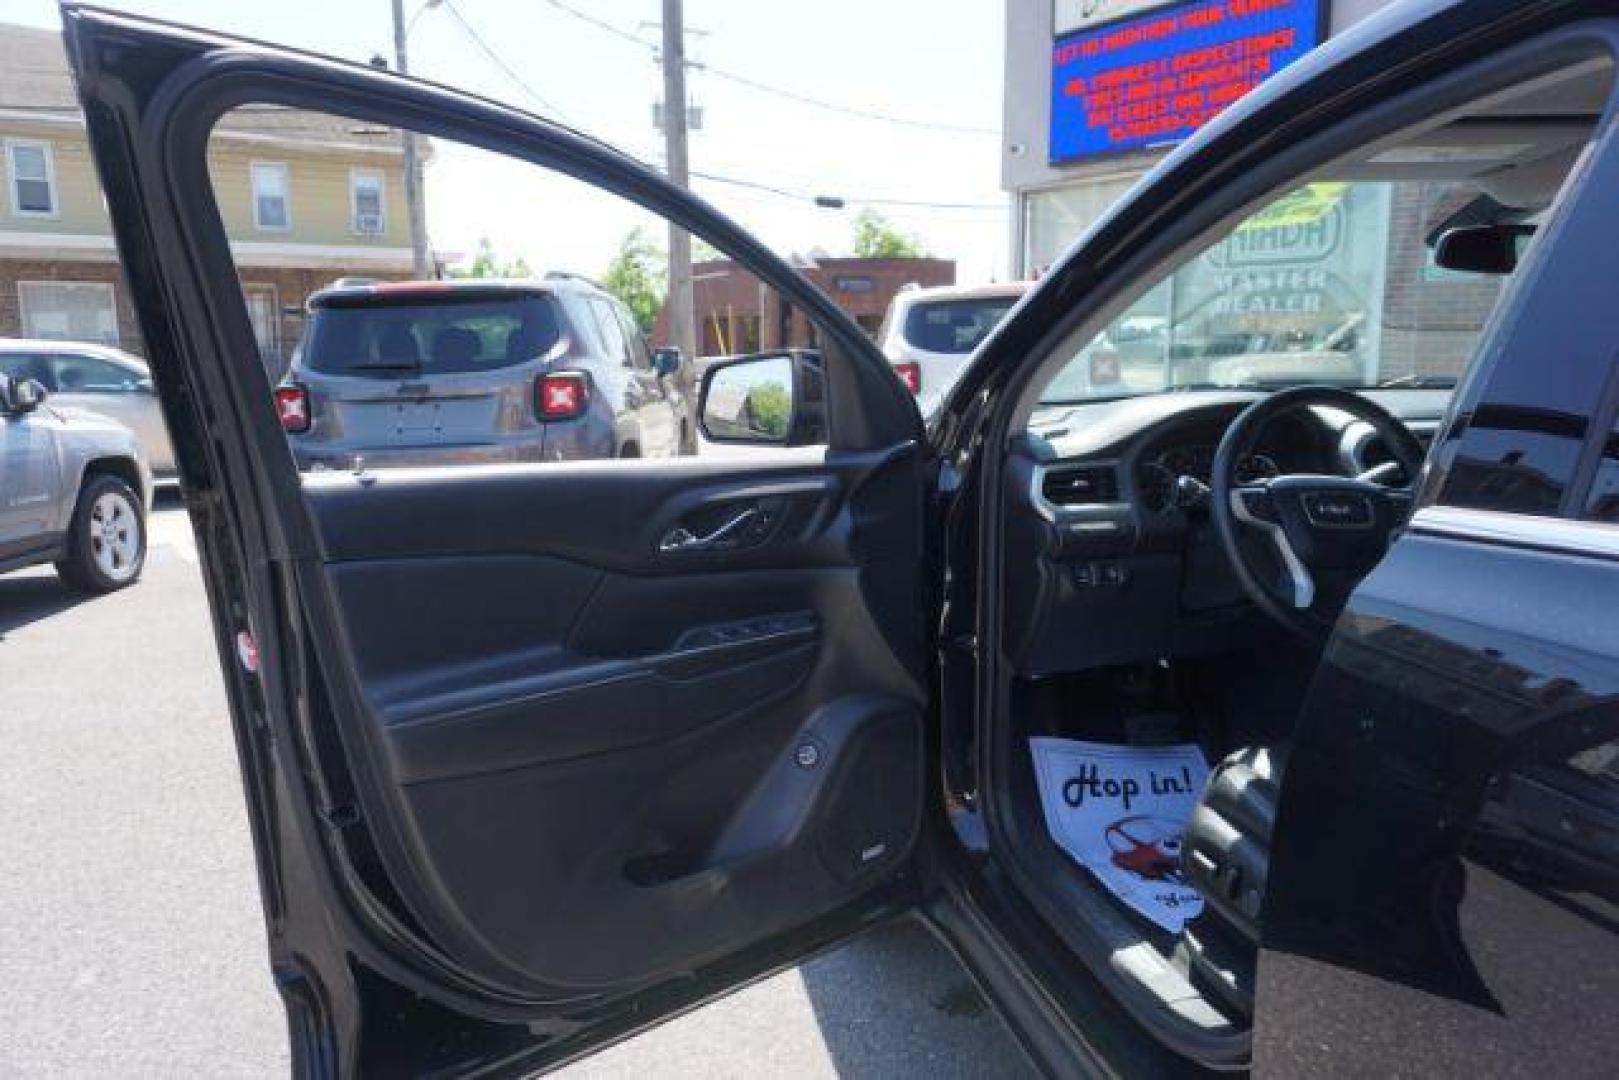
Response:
659,507,761,553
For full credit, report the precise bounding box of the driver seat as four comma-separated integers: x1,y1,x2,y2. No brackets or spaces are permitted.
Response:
1178,744,1288,1018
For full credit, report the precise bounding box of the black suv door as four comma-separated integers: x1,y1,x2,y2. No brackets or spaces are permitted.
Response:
63,8,934,1074
1258,61,1619,1070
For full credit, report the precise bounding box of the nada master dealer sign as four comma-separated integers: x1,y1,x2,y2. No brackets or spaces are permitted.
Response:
1050,0,1327,163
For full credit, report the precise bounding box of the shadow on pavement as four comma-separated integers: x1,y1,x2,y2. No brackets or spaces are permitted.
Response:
798,920,1035,1078
0,572,91,638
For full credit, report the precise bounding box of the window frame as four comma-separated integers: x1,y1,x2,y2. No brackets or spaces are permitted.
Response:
349,166,386,236
16,280,120,345
6,138,59,219
250,160,291,232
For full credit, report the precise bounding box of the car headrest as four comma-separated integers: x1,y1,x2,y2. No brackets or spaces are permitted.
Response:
432,327,481,366
377,326,421,363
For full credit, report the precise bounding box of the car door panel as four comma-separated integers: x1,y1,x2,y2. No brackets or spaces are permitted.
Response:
290,448,924,997
1259,519,1619,1073
1256,37,1619,1068
0,409,60,556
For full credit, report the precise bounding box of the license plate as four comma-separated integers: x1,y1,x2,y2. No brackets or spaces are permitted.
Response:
394,400,441,434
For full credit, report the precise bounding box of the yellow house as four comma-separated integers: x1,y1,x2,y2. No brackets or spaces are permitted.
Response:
0,22,421,373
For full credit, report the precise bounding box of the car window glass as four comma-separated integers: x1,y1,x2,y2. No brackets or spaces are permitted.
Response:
299,294,561,377
903,297,1018,354
50,354,144,393
617,307,654,371
0,353,56,390
1583,425,1619,521
207,106,830,472
587,298,632,366
1033,180,1521,406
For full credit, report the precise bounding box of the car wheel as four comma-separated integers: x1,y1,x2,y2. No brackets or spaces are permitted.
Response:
55,474,147,593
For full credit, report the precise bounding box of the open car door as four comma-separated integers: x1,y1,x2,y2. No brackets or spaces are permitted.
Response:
62,7,933,1074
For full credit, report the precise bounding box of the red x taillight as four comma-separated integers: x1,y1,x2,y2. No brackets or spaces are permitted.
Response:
275,384,311,433
893,361,921,395
536,372,589,419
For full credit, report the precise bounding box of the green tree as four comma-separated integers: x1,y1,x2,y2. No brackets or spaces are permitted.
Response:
601,228,667,334
747,381,791,439
452,236,534,279
851,209,926,259
691,236,724,264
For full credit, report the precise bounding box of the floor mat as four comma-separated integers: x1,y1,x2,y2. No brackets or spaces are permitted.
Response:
1029,738,1210,932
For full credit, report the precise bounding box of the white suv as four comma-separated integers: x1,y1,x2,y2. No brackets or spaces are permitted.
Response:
877,282,1030,418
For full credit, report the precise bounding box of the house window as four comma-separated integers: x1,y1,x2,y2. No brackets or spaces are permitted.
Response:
350,169,385,235
6,140,58,217
242,284,282,373
251,162,290,231
18,281,120,345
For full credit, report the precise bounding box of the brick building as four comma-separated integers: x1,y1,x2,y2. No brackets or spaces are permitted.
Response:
0,22,417,378
657,255,955,356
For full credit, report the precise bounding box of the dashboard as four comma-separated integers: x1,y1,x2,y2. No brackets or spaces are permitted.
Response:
1003,390,1449,676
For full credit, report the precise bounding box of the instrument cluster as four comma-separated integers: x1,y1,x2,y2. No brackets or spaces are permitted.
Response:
1136,444,1281,513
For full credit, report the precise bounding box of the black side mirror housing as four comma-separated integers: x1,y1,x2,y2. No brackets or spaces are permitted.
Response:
3,377,47,414
652,347,684,378
1433,224,1534,275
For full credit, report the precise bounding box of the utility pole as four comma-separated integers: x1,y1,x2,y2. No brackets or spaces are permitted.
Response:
391,0,433,279
660,0,696,364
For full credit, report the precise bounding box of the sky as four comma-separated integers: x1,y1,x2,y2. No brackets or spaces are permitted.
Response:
7,0,1012,282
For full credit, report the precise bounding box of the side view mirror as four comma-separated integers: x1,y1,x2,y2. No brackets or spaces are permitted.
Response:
699,354,796,444
652,347,684,378
1433,223,1535,275
4,377,47,414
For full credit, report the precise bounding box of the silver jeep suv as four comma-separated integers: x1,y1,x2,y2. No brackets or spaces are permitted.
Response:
275,276,693,469
0,372,153,592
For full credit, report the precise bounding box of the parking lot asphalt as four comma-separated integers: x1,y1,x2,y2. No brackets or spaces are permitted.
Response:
0,500,1033,1078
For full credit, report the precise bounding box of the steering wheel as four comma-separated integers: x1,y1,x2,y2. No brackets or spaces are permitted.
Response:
1210,386,1427,640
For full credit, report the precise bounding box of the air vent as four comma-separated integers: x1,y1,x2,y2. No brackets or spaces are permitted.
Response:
1041,465,1119,507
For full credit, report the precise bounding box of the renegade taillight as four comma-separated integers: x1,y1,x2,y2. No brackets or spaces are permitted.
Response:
536,372,589,419
893,361,922,395
275,384,311,433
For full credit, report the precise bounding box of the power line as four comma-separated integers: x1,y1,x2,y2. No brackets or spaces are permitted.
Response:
690,169,1006,213
429,3,1005,218
537,0,999,137
439,0,574,124
696,64,997,136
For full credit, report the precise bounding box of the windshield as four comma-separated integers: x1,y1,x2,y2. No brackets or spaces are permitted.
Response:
902,297,1020,355
1037,180,1519,405
300,294,562,378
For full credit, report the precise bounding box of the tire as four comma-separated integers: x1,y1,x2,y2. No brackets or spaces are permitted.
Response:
55,474,147,593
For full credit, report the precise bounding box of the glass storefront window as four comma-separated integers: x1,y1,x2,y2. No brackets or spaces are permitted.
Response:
1023,174,1142,274
1034,179,1511,403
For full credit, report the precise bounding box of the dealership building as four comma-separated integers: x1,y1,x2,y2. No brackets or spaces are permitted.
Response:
999,0,1507,386
1003,0,1400,275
